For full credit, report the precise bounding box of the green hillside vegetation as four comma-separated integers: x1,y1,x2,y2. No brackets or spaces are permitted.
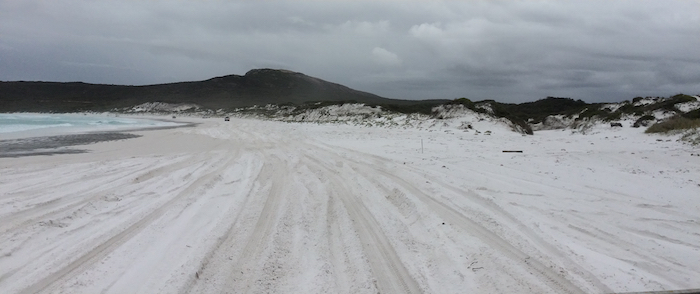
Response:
682,108,700,119
633,115,656,128
440,97,589,135
493,97,588,124
217,92,700,136
641,95,700,134
562,94,698,123
645,116,700,134
374,101,444,115
441,94,697,134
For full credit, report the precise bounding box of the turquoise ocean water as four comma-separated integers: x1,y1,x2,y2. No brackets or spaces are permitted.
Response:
0,113,179,139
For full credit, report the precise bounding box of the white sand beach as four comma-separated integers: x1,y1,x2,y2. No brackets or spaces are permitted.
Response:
1,116,698,294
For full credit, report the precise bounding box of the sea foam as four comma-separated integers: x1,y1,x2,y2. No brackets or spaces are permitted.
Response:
0,113,180,139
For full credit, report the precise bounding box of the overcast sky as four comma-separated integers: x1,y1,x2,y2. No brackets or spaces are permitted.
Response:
1,0,699,103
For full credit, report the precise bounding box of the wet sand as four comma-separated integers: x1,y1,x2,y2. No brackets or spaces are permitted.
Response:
0,121,196,158
0,132,142,158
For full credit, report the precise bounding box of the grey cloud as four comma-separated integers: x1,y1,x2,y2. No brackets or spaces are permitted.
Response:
1,0,699,103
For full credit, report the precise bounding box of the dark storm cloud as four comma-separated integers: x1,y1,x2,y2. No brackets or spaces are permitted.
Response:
1,0,699,103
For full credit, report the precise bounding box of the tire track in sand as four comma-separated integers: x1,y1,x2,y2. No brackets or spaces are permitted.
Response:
178,153,286,294
305,142,586,294
0,154,197,235
421,173,611,292
302,153,423,294
217,154,289,294
329,142,607,292
17,153,238,294
349,162,587,294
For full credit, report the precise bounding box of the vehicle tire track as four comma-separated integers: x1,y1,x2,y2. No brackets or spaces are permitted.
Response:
304,142,586,294
0,160,144,201
176,183,263,293
429,177,611,292
176,153,280,294
0,154,198,235
17,153,238,294
349,161,587,294
302,153,423,294
351,152,610,293
218,154,290,294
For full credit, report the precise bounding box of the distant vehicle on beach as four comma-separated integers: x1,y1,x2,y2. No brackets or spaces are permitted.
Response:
224,117,230,121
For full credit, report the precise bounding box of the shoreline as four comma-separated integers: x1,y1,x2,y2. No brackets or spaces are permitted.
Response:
0,120,198,158
0,112,194,140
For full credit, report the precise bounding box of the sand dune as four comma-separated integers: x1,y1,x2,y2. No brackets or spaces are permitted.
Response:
1,117,698,293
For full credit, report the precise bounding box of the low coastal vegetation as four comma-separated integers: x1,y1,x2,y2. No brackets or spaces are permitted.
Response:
645,116,700,134
225,94,699,137
120,92,698,139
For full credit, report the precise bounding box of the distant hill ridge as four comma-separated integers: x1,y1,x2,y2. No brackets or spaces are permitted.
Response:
2,69,699,138
0,68,428,112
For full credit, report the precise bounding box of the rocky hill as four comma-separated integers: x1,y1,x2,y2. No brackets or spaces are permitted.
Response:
0,69,435,112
